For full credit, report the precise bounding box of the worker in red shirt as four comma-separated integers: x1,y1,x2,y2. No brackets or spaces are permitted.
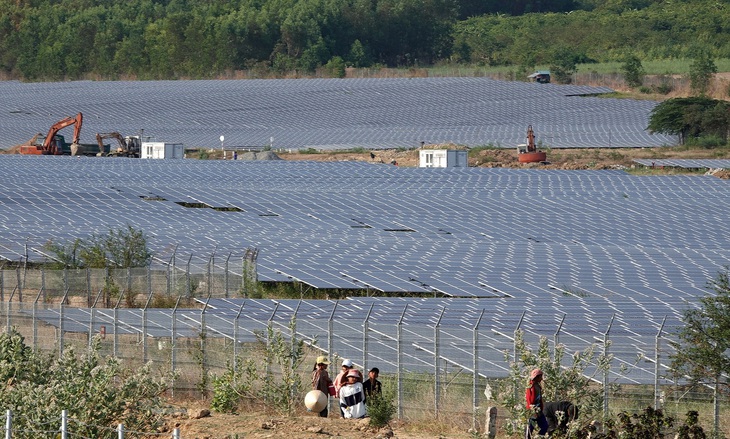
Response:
525,368,548,438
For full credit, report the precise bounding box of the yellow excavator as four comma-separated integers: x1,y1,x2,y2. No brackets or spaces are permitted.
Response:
96,132,141,157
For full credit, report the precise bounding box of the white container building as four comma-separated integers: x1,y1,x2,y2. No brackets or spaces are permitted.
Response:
141,142,184,159
419,149,468,168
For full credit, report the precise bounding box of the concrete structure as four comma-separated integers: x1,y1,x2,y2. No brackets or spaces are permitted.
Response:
141,142,184,159
419,149,468,168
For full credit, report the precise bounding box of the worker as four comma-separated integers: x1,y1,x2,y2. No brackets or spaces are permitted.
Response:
525,368,548,438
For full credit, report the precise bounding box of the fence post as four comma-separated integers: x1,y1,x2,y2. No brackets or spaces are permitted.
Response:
233,301,246,370
434,307,445,418
59,288,70,357
89,289,103,348
63,267,68,301
172,427,180,439
328,301,338,360
554,314,566,364
603,314,615,419
127,267,132,298
113,291,124,358
117,423,124,439
207,251,213,298
61,409,68,439
15,267,22,302
654,316,666,409
225,252,231,298
266,303,279,406
363,304,373,373
200,295,211,398
41,267,45,302
397,304,408,419
473,309,485,432
171,296,180,396
143,289,154,364
6,287,16,332
513,311,526,402
0,268,4,301
33,287,43,351
86,268,91,307
186,254,192,297
5,409,11,439
147,264,152,298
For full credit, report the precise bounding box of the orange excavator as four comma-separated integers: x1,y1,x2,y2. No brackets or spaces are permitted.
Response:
517,125,547,163
19,112,83,155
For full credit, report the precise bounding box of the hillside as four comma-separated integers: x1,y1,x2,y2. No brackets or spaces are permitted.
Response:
1,0,730,82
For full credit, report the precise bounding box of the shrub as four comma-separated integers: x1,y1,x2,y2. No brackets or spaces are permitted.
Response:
0,329,172,438
367,385,396,428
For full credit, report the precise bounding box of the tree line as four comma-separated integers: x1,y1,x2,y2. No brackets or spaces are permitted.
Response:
1,0,730,81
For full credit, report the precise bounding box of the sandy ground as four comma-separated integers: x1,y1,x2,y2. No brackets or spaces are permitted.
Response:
165,402,479,439
277,146,730,177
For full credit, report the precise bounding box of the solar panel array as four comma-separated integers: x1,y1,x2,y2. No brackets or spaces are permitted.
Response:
0,77,676,151
634,159,730,169
4,157,729,383
1,157,728,299
24,296,684,384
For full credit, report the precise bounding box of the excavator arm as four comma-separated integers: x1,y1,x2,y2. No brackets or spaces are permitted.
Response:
96,132,127,154
42,112,83,155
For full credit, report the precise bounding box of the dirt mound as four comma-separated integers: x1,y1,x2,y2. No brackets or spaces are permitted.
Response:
238,150,282,160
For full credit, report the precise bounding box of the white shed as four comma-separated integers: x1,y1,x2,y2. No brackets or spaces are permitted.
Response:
141,142,184,159
419,149,468,168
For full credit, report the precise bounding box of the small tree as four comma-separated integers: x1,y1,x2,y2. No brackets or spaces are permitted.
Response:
491,331,610,437
44,224,152,269
622,53,645,88
647,97,730,145
669,267,730,392
689,49,717,96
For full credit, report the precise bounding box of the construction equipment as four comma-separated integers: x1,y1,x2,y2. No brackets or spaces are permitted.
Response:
19,113,83,155
517,125,547,163
96,132,141,157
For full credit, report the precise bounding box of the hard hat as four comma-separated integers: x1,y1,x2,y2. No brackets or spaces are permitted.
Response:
342,359,353,367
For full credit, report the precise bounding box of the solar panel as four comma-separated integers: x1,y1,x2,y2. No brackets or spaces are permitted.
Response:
634,159,730,169
0,78,675,151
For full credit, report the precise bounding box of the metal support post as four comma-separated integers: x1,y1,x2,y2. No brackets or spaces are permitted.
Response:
654,316,666,409
603,314,615,419
397,304,408,419
363,304,373,373
473,309,485,432
434,307,445,417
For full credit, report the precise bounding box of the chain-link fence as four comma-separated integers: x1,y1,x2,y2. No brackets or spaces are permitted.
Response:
1,287,728,437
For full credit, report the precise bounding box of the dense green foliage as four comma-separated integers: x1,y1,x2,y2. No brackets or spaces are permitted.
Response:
2,0,730,80
0,329,171,438
648,98,730,145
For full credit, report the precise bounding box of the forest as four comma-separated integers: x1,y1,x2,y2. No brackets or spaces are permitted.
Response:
1,0,730,81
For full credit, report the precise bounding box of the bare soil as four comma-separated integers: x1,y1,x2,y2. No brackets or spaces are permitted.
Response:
278,146,730,177
166,402,476,439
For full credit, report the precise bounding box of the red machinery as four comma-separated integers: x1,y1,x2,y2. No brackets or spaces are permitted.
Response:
518,125,547,163
19,112,83,155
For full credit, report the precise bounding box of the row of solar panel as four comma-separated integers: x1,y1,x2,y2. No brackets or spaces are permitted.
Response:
0,77,675,150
